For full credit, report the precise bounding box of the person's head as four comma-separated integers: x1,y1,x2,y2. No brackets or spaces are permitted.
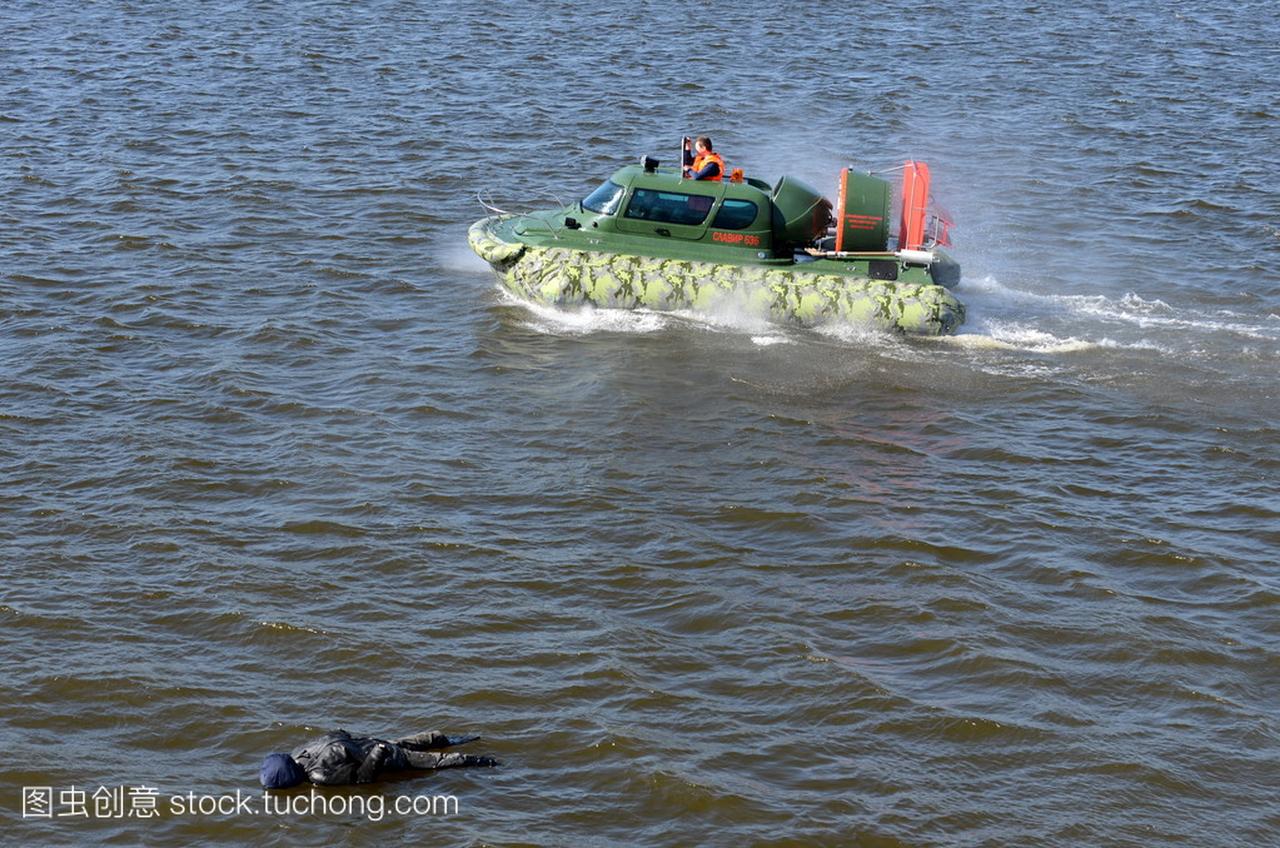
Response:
695,136,713,154
259,753,305,789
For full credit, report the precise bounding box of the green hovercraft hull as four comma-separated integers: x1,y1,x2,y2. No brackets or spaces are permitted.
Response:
469,215,964,335
468,162,965,335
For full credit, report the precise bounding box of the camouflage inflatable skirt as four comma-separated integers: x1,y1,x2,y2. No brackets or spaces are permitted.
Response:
468,215,964,336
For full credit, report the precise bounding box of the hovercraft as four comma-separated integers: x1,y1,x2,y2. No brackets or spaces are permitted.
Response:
468,155,963,335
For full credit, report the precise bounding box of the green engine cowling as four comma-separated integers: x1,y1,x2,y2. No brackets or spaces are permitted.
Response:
770,177,833,253
834,168,891,252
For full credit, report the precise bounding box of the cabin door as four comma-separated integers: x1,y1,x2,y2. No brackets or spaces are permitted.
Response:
616,186,723,240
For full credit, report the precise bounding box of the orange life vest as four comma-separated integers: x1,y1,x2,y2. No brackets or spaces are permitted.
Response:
690,151,724,181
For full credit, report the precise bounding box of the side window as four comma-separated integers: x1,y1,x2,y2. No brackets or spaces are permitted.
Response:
624,189,711,226
712,199,757,230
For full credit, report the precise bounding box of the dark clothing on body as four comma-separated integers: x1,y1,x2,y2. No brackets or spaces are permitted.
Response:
285,729,496,786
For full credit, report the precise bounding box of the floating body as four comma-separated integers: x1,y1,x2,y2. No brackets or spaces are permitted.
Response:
259,729,497,789
469,161,964,335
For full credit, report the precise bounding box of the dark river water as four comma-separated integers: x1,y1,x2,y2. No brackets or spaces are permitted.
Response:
3,1,1278,845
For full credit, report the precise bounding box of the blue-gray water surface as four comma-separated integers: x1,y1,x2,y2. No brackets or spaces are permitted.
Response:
2,1,1278,845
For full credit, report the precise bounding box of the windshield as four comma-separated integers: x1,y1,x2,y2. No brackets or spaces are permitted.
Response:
582,180,625,215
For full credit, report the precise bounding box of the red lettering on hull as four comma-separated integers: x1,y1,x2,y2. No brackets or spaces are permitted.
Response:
712,232,761,246
843,213,883,231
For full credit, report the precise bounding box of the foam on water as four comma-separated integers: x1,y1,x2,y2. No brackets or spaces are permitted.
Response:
812,320,904,349
503,291,672,335
964,274,1279,337
499,287,794,340
439,240,494,276
955,273,1280,356
944,329,1100,354
498,278,1170,361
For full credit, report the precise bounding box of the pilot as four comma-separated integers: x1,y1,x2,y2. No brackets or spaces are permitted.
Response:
683,136,724,181
259,728,498,788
